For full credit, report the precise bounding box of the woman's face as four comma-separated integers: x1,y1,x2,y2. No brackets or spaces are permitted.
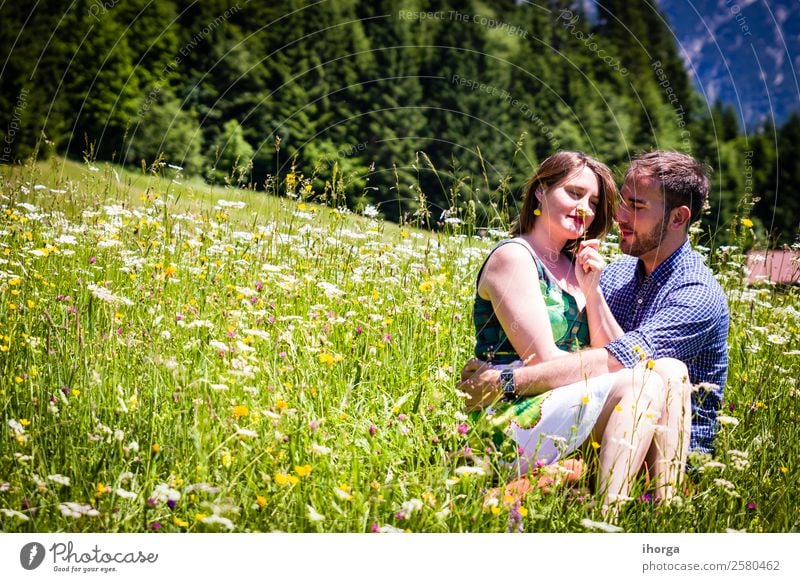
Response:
538,166,601,239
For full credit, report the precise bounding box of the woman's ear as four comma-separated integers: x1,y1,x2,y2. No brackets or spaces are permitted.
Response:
535,187,543,202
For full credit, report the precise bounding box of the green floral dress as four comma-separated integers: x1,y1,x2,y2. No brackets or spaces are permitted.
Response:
470,239,612,473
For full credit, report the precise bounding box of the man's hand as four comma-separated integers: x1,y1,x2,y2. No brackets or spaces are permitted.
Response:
458,358,501,411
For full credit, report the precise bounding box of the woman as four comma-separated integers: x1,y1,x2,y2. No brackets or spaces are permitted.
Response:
471,151,688,508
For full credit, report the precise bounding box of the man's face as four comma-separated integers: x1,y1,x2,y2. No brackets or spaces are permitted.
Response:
616,175,669,258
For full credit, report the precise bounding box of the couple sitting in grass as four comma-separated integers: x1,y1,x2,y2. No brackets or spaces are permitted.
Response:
460,150,729,514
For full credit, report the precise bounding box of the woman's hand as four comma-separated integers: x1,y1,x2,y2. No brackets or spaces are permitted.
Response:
459,358,501,411
575,239,605,295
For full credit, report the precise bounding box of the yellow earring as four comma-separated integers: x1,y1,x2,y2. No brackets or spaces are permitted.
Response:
533,208,541,216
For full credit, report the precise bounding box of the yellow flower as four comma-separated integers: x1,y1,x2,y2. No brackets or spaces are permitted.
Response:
780,467,789,474
319,352,335,366
173,516,189,528
294,464,312,478
581,395,590,405
195,513,207,521
614,405,623,412
9,278,21,286
232,405,249,419
740,218,754,228
151,443,161,453
646,359,655,370
164,266,177,278
491,506,501,515
517,506,529,517
221,451,232,467
591,441,601,450
274,472,299,486
26,300,35,309
95,482,107,497
256,495,267,509
275,400,288,411
19,419,30,426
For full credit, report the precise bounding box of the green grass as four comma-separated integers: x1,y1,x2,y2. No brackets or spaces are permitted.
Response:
0,156,798,533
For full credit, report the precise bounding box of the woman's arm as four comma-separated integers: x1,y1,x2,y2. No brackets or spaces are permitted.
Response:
575,240,624,347
478,241,568,364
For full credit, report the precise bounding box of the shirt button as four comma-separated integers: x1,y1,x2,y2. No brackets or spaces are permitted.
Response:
637,299,643,304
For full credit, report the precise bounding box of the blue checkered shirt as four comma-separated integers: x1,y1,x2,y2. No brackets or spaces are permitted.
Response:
600,241,730,453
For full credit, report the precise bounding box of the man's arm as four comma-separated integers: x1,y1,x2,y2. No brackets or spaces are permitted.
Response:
459,348,624,411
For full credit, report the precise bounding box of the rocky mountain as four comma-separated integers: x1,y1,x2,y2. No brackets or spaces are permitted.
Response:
657,0,800,131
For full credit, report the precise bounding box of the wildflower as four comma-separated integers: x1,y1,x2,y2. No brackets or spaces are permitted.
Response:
256,496,267,509
151,483,181,505
457,422,469,435
274,473,299,487
311,443,331,455
115,488,137,500
717,415,739,427
87,283,133,306
746,501,757,510
0,508,29,521
454,466,486,476
173,516,189,527
780,467,789,475
728,449,750,470
59,503,99,518
713,478,739,497
201,514,235,531
307,505,325,522
232,405,249,419
95,482,109,498
368,424,377,437
151,443,161,454
334,484,352,501
47,474,71,487
235,427,258,439
581,518,623,533
294,464,312,478
740,218,754,228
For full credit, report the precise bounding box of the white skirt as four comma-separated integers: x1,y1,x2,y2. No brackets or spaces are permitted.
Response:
480,362,614,476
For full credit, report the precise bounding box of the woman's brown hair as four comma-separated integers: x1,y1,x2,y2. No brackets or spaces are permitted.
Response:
510,151,618,252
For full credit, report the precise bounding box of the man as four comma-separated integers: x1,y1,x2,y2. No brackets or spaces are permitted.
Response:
461,151,729,455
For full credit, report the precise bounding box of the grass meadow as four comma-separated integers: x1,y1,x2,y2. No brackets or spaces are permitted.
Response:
1,156,798,533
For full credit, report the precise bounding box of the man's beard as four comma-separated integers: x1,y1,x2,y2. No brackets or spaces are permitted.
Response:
620,218,668,258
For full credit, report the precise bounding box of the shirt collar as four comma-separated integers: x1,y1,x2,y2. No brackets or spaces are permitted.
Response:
636,240,691,284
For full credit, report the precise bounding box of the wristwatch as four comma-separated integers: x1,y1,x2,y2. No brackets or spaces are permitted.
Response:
500,368,517,402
